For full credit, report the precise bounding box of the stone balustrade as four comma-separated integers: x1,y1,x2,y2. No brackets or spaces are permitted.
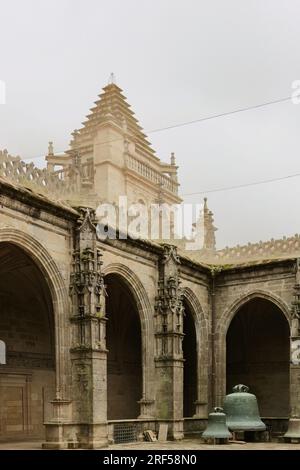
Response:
215,234,300,262
0,149,92,199
186,234,300,264
126,154,178,194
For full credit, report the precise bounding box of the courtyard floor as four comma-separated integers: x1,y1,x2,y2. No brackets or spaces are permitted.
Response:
0,439,299,451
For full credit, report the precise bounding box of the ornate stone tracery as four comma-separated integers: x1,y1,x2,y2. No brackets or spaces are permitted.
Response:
291,259,300,328
154,244,185,439
68,208,108,448
155,244,185,360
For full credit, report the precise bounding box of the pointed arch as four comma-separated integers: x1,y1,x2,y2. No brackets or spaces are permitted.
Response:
181,287,209,414
102,263,154,414
217,289,291,336
215,289,291,409
0,228,69,396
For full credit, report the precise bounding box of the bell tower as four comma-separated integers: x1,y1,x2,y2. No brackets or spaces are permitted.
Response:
46,78,182,218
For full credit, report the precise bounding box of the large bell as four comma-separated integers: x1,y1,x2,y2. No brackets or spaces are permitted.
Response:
223,384,266,431
202,407,232,440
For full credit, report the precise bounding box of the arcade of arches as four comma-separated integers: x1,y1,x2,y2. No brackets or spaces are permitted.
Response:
1,78,300,448
226,297,290,417
0,230,297,446
0,242,55,440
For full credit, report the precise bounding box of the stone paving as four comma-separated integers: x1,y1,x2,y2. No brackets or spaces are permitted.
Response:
0,439,300,451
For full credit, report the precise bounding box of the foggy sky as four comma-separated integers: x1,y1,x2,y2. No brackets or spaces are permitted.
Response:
1,0,300,248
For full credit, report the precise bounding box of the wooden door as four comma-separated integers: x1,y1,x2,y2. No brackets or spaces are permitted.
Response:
0,374,29,439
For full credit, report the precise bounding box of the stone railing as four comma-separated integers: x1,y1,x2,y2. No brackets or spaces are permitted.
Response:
215,234,300,262
0,149,93,199
126,154,178,194
182,233,300,265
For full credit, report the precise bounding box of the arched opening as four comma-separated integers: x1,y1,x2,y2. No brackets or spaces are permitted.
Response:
0,242,55,440
106,273,142,420
226,297,290,417
183,299,197,417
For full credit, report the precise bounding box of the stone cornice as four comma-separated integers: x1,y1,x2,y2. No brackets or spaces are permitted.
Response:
214,257,296,280
0,176,79,222
0,182,296,280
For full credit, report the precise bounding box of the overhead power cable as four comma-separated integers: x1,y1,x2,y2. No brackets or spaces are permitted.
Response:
11,94,293,162
182,171,300,196
148,96,291,134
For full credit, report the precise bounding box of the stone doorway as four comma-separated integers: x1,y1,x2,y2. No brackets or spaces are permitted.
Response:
0,242,55,441
226,297,290,417
106,273,142,420
183,300,197,418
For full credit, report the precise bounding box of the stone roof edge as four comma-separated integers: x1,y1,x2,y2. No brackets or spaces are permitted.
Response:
0,181,296,274
0,176,79,221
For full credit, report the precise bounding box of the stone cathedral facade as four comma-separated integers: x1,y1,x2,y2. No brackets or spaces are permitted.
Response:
0,81,300,448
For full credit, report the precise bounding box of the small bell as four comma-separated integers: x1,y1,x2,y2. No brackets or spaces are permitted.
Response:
224,384,266,432
284,418,300,443
202,407,232,442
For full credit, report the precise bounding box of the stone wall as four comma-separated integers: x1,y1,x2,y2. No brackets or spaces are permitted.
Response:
0,178,77,440
0,175,299,446
213,260,295,410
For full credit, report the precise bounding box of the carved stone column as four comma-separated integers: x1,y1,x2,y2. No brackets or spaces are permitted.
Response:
284,259,300,443
154,244,184,440
69,208,108,448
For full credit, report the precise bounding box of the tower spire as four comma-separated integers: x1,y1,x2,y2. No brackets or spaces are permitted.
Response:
71,80,156,158
193,198,217,251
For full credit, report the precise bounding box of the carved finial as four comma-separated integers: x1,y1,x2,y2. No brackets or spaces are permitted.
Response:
77,207,97,234
162,244,180,265
192,198,217,251
48,141,54,156
71,150,81,169
171,152,176,165
108,72,116,85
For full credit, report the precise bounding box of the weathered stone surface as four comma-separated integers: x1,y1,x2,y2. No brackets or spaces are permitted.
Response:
1,81,299,448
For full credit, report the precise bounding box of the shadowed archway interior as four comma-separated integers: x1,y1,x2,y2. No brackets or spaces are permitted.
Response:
106,273,142,420
0,242,55,440
226,297,290,417
183,299,197,418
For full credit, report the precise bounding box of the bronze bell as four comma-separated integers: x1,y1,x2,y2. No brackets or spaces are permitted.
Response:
284,418,300,443
223,384,266,432
202,407,232,440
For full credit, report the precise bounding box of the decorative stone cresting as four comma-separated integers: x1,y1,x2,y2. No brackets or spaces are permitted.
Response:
0,149,89,200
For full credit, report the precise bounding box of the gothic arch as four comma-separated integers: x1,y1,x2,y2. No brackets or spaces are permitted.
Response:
215,289,291,406
182,287,208,343
217,289,291,336
182,287,209,412
102,263,154,412
0,228,69,397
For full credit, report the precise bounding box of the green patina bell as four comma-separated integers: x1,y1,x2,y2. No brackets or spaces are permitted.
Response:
202,407,232,439
223,384,266,432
